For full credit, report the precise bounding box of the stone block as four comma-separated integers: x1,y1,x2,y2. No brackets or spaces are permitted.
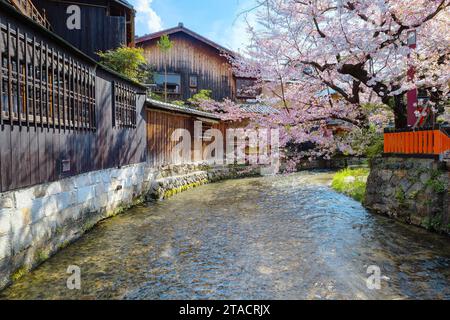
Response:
0,234,11,260
12,207,31,230
0,193,14,209
101,172,112,184
419,172,431,184
14,188,36,209
95,183,106,197
11,225,32,254
95,193,108,212
45,181,63,197
54,192,76,211
59,178,75,193
53,205,84,227
31,218,55,245
0,209,11,236
73,174,92,189
30,197,58,223
406,183,423,199
77,186,96,204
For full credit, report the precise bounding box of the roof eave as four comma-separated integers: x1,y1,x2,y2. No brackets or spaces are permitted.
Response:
136,26,235,57
145,99,221,120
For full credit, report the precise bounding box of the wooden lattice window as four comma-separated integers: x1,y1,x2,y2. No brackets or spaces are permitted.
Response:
0,20,96,131
113,81,136,129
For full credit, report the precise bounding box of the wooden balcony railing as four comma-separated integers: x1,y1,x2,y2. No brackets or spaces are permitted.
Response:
8,0,52,30
384,127,450,156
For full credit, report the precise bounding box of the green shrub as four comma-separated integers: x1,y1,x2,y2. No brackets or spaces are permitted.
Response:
348,125,385,159
331,168,370,202
98,46,152,83
188,89,213,106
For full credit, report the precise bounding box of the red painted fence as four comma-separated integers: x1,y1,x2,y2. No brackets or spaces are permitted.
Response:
384,127,450,156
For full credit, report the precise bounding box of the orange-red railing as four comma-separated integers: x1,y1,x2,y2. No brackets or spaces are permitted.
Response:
384,128,450,155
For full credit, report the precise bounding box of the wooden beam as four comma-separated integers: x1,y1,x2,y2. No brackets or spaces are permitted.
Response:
7,24,13,129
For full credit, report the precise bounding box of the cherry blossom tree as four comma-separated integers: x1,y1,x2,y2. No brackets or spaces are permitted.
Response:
202,0,449,161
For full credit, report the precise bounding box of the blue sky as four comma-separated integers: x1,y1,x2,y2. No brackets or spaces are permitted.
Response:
129,0,256,52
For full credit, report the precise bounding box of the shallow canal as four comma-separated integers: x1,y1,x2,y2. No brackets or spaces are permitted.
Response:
1,172,450,300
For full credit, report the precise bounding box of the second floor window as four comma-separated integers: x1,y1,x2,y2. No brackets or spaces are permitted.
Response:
154,73,181,94
113,82,137,129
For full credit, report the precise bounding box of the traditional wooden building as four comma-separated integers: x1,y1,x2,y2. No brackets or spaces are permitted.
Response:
21,0,135,59
136,23,258,103
0,0,146,193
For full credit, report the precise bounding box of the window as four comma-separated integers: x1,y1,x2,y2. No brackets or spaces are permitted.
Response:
0,24,96,130
113,82,136,128
154,73,181,94
189,75,198,88
236,77,259,99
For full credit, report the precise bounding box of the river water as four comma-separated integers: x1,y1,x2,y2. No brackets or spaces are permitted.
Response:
1,172,450,300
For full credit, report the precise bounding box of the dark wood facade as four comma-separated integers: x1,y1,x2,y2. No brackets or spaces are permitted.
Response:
32,0,135,60
137,26,237,102
0,1,146,193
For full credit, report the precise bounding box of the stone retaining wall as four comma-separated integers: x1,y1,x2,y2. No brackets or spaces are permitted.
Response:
0,163,262,290
365,157,449,234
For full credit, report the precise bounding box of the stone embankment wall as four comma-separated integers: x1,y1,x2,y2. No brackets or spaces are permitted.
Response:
365,157,449,234
0,163,262,290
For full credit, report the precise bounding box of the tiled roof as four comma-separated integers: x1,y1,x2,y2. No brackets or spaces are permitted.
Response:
145,99,221,120
136,24,234,56
240,103,279,114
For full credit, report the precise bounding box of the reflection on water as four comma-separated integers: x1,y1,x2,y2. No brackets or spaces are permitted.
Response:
1,171,450,300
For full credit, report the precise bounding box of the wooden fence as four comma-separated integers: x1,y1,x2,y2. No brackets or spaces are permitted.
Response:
147,108,226,167
384,127,450,156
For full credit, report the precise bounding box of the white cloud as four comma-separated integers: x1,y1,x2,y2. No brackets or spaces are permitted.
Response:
135,0,163,33
219,0,258,53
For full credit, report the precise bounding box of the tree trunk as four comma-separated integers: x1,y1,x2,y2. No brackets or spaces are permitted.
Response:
383,95,407,129
393,95,408,129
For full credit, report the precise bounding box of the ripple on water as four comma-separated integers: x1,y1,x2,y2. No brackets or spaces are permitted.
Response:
1,172,450,300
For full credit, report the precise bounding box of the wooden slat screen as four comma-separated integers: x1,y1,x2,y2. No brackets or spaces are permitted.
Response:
113,81,136,129
0,21,96,131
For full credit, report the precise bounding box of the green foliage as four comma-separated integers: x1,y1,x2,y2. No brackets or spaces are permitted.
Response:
426,179,446,194
157,34,173,52
422,214,446,232
149,92,164,101
188,89,213,106
11,267,28,282
98,46,152,83
172,100,186,106
35,249,50,264
366,136,384,160
425,170,447,193
348,124,384,159
331,168,370,202
395,188,406,204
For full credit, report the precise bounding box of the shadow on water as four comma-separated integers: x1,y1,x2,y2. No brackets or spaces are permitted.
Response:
1,171,450,300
